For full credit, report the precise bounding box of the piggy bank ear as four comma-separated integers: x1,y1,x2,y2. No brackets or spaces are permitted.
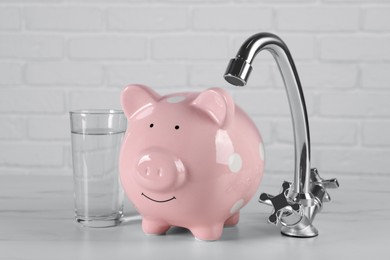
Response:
121,84,160,119
191,88,235,127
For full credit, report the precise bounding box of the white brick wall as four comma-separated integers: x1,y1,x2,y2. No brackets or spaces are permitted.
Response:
108,7,188,31
25,62,103,85
0,0,390,178
25,6,103,31
69,36,147,60
0,35,63,58
276,6,359,32
192,6,273,31
152,36,229,60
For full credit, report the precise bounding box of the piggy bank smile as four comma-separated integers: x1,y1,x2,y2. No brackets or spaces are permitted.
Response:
141,193,176,203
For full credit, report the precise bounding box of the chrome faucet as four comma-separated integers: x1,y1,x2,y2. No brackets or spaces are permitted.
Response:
224,32,339,238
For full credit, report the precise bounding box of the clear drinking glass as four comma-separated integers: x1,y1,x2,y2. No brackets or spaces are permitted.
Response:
70,109,126,227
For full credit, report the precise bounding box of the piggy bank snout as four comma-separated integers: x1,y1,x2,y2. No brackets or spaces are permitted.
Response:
135,149,186,192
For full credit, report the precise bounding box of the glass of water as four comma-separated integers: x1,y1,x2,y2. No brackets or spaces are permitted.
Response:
70,110,126,228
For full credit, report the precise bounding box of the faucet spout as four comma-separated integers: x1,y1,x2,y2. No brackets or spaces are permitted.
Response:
224,32,313,203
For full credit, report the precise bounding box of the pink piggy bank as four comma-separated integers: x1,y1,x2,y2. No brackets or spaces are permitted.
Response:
119,84,264,241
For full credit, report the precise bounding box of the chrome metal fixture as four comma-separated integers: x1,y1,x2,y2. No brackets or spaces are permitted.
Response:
224,32,339,237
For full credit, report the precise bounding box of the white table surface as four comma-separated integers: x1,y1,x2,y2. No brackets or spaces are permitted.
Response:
0,174,389,260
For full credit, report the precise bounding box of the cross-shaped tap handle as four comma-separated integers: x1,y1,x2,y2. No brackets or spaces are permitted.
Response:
259,181,302,225
310,168,339,202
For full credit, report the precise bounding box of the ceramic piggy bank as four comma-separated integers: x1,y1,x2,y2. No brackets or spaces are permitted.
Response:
119,84,265,241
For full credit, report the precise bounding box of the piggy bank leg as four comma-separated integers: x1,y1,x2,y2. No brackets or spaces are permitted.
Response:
224,212,240,226
142,218,170,235
190,223,224,241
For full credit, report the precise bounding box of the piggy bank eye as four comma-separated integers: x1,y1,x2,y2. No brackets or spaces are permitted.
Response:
149,123,154,128
175,125,180,130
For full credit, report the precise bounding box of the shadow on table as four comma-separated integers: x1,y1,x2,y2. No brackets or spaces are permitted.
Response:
120,214,142,226
119,212,280,242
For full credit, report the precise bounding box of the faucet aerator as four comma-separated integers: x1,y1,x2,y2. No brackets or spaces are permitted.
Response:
224,58,252,87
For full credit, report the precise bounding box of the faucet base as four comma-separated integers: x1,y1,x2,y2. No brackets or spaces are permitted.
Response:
281,223,318,238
